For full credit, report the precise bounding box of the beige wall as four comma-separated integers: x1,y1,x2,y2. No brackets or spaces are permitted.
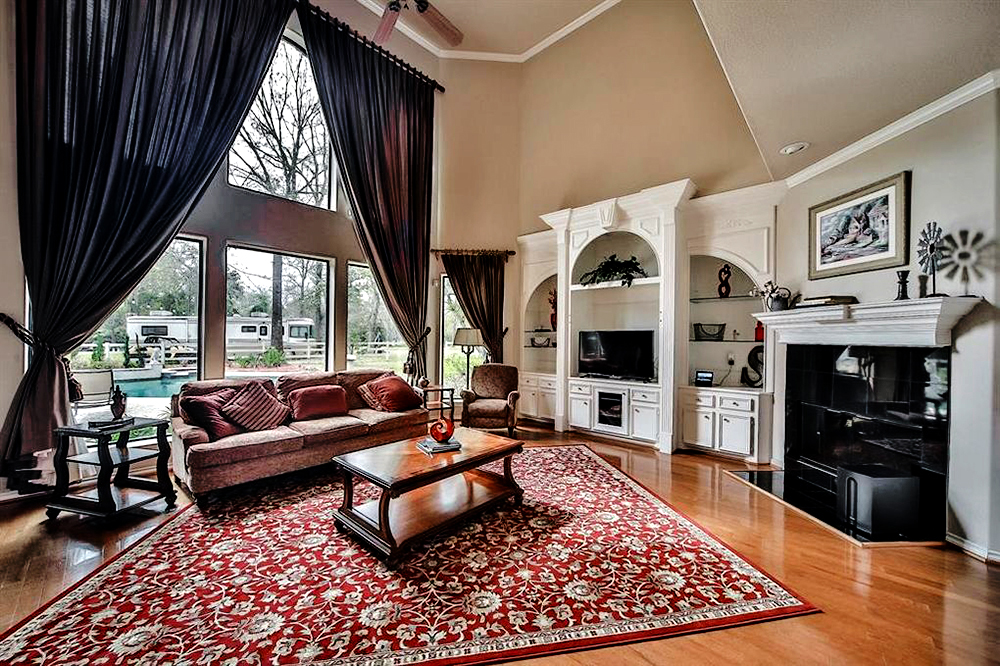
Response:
435,59,522,364
0,0,23,434
776,91,1000,556
518,0,769,234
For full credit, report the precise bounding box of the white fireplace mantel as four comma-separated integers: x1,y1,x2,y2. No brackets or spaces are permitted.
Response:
754,297,982,347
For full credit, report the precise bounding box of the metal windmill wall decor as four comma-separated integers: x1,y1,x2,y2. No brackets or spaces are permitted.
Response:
917,221,947,297
939,229,996,296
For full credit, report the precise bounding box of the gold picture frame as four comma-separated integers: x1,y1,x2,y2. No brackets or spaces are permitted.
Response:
808,171,910,280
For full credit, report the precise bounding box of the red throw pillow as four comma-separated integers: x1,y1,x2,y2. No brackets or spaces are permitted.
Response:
221,381,291,431
179,389,243,441
359,374,423,412
287,385,348,421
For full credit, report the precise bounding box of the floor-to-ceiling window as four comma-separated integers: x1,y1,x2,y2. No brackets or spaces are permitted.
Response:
224,246,330,377
227,37,335,211
346,263,406,375
68,237,204,422
440,275,486,391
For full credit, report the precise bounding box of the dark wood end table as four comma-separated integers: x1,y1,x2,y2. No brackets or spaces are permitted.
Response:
420,384,455,421
46,417,177,520
331,428,523,566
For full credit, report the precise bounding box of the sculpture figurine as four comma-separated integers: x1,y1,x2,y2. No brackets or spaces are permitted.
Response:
429,417,455,443
110,385,128,420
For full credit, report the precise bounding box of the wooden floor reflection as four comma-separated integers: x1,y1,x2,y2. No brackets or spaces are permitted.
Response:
1,424,997,664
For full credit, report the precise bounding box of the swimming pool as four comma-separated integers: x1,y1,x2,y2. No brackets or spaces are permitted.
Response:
118,376,189,397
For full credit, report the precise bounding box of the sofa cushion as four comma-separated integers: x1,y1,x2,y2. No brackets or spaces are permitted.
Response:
358,374,423,412
276,371,340,403
348,408,428,434
186,426,304,469
179,388,243,441
336,369,394,410
288,415,368,446
464,398,509,418
177,378,276,424
222,382,291,431
288,385,348,421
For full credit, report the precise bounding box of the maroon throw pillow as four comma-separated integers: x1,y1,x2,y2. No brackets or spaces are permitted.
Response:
179,389,243,441
221,381,291,432
359,374,423,412
288,385,348,421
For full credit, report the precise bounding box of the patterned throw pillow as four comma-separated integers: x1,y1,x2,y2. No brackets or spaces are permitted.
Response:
179,388,243,441
221,381,291,431
358,373,423,412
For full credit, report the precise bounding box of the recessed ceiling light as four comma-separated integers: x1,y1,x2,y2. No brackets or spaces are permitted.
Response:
779,141,810,156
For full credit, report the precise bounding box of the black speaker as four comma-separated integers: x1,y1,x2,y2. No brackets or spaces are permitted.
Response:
836,464,920,538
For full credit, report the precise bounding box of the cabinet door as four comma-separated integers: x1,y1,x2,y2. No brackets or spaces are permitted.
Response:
682,408,715,449
630,403,659,442
520,389,537,417
538,390,556,420
569,395,592,429
718,412,753,456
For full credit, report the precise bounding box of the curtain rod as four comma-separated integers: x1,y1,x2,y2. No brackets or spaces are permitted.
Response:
432,248,516,262
296,0,445,93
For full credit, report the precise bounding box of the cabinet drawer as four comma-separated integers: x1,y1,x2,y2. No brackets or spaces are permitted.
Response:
719,395,755,412
521,375,538,387
538,377,558,390
630,388,660,404
685,392,715,408
569,383,591,396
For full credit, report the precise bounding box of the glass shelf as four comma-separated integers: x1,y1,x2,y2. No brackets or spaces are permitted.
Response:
690,295,759,303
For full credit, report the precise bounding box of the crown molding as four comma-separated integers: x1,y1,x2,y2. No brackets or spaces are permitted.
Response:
786,69,1000,188
354,0,621,64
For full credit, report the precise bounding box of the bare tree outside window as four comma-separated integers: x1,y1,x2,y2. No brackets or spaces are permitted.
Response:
228,39,334,210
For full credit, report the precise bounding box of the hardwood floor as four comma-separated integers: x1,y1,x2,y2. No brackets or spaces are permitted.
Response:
1,426,997,664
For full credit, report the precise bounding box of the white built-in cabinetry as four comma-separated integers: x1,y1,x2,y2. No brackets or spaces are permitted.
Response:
519,372,557,421
678,387,771,463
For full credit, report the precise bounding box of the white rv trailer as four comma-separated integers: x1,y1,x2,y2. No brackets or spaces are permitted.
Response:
126,313,318,347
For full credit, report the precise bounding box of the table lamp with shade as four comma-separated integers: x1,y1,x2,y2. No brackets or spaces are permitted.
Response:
453,327,483,389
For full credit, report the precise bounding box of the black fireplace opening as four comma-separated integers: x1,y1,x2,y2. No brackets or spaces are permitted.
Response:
735,343,949,543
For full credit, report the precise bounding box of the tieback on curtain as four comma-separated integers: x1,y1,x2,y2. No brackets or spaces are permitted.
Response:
403,326,432,384
1,313,84,402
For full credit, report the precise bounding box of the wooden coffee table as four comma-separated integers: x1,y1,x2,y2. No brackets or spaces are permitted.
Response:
331,428,524,566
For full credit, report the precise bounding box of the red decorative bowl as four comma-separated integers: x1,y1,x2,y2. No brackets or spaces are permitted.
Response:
429,418,455,443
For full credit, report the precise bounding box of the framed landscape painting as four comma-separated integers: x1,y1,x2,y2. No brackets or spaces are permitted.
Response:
808,171,910,279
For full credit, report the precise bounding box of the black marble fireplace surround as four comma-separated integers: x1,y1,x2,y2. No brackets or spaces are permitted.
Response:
734,344,950,542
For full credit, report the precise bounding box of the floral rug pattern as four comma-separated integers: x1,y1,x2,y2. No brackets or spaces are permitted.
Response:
0,446,816,665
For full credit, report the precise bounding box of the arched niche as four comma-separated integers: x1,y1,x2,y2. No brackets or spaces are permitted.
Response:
687,254,765,387
522,274,558,375
571,231,659,284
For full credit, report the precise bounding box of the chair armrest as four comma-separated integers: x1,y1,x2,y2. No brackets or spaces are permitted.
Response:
460,390,478,404
172,417,209,449
507,390,520,410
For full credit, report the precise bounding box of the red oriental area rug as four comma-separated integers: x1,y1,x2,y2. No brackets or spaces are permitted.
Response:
0,446,816,665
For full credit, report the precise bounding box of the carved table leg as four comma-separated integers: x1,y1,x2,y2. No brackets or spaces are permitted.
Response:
96,435,116,514
378,489,398,566
335,467,354,533
155,424,176,508
46,433,72,519
504,455,524,506
113,430,132,486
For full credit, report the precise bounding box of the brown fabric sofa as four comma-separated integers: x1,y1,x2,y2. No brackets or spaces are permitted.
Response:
460,364,519,436
171,369,428,496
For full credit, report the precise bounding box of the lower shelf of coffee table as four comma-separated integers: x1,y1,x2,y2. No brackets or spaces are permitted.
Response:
47,486,164,518
350,469,514,548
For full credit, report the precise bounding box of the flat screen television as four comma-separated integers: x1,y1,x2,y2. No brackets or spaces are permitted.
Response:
578,330,655,381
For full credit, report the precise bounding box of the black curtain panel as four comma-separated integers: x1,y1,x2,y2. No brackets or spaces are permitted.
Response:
440,253,506,363
299,9,436,378
0,0,293,478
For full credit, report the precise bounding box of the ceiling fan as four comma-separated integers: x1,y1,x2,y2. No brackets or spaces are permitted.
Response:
373,0,463,47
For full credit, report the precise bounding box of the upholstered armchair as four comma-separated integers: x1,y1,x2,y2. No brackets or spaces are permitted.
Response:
460,364,519,437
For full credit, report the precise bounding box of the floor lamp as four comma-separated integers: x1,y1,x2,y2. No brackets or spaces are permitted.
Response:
453,328,484,389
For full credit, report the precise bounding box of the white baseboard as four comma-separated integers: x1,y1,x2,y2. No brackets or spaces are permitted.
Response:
946,533,991,562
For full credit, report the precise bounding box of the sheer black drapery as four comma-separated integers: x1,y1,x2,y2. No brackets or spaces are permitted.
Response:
298,8,436,378
440,253,506,363
0,0,293,477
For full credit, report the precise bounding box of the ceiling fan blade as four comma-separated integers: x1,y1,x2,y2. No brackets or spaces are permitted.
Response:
416,0,463,47
373,1,401,46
